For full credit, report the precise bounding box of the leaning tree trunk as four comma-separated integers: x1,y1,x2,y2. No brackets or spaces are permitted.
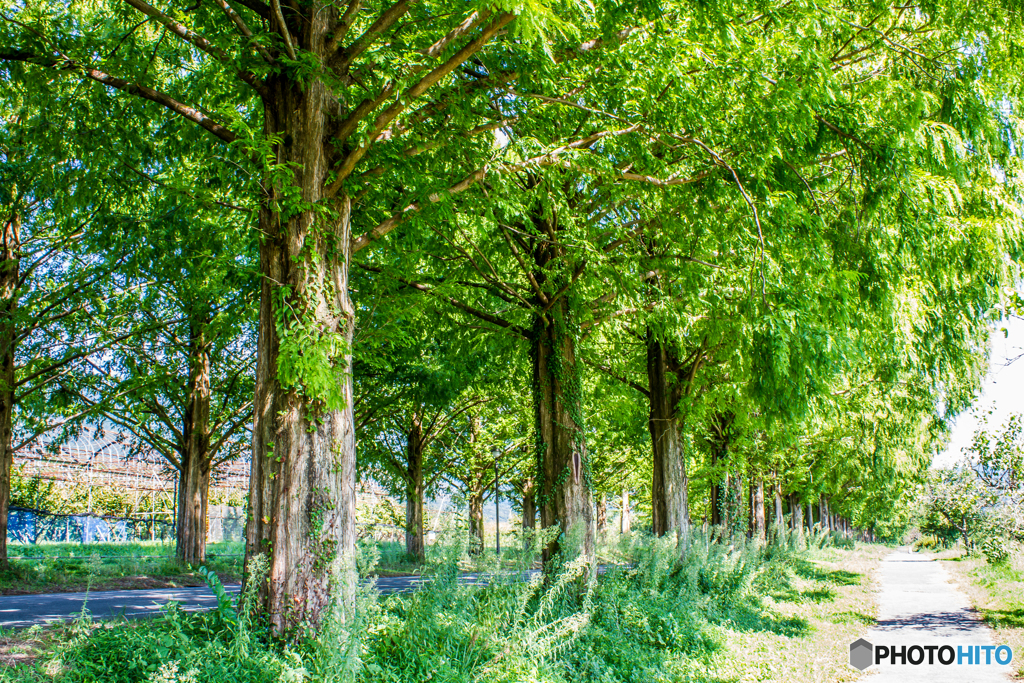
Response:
405,413,425,561
245,72,357,634
531,304,594,562
177,320,212,565
0,213,19,568
647,333,688,541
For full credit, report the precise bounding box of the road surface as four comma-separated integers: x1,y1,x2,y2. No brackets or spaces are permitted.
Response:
863,550,1011,681
0,572,533,628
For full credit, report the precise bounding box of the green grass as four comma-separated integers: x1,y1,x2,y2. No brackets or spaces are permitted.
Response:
0,542,244,594
0,531,887,683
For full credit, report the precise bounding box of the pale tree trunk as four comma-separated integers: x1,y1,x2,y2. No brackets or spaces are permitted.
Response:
620,489,631,534
807,503,815,531
647,333,688,541
820,496,830,531
531,303,594,562
405,413,425,561
752,478,765,540
245,76,357,631
0,213,19,568
177,319,212,565
596,492,607,532
774,485,784,532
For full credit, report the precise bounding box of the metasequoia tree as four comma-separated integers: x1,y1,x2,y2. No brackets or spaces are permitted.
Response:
80,206,257,565
0,0,575,630
0,99,163,565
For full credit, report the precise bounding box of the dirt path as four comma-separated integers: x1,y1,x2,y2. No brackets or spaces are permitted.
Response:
864,550,1011,681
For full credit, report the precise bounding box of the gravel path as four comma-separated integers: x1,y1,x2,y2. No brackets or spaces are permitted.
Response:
863,550,1011,681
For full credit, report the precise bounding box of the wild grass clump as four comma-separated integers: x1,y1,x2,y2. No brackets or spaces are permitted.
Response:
6,529,815,683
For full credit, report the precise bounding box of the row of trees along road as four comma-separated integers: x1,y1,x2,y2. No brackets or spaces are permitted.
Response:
2,0,1023,634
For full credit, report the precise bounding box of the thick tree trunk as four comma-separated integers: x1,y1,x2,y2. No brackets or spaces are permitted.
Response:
405,413,425,561
0,213,19,568
620,489,631,534
531,304,594,562
647,333,688,541
177,320,212,565
820,496,830,532
752,478,765,540
245,72,357,632
596,492,607,532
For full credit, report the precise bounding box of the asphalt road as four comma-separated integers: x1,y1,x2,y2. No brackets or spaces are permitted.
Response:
0,572,537,629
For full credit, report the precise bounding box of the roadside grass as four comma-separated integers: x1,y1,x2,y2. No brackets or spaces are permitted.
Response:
704,541,888,682
0,532,891,682
0,542,243,594
939,547,1024,680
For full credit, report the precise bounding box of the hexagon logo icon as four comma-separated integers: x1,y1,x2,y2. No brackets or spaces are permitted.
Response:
849,638,873,671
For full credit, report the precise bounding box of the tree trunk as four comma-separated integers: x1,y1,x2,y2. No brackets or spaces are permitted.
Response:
596,492,607,532
177,319,212,565
647,332,688,541
752,478,765,540
405,413,425,561
0,213,19,568
620,489,631,534
245,73,358,632
531,303,594,562
709,414,732,528
789,494,803,533
468,481,484,553
820,495,830,532
521,478,536,530
774,486,784,531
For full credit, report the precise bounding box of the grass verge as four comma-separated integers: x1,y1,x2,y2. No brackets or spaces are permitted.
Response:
940,549,1024,680
0,533,890,682
0,542,243,594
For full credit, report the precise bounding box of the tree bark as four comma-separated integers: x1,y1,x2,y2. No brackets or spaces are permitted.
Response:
405,412,425,561
245,75,357,632
752,478,765,540
647,332,688,541
521,478,536,531
177,318,213,565
0,213,19,568
789,494,803,533
774,486,784,531
531,304,594,562
596,492,607,532
620,489,631,534
468,481,484,553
